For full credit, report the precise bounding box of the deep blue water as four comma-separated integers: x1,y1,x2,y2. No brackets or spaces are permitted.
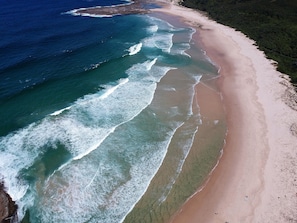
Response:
0,0,220,222
0,0,151,136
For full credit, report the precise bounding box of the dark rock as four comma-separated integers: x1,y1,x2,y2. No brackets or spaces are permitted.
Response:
75,0,156,16
0,182,18,223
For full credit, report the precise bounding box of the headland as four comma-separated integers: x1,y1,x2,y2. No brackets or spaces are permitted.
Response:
74,0,152,16
0,182,17,223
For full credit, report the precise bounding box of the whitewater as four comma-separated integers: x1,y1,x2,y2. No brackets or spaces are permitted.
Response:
0,1,224,222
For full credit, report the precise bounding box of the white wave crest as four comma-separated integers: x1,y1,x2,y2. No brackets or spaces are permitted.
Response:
143,33,173,53
128,43,142,56
147,25,158,33
50,106,72,116
65,9,117,18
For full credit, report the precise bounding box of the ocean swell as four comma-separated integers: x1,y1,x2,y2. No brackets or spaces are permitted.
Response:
0,12,204,222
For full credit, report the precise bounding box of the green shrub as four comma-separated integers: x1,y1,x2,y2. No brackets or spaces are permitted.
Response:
182,0,297,83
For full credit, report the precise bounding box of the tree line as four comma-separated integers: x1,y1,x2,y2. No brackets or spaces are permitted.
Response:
181,0,297,83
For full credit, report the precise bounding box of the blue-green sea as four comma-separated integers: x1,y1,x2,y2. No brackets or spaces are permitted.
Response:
0,1,226,222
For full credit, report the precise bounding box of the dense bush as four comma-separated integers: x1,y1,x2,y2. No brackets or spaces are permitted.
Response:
181,0,297,83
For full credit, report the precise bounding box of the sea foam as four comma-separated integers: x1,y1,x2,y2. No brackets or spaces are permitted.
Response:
0,12,205,222
128,43,142,56
50,106,72,116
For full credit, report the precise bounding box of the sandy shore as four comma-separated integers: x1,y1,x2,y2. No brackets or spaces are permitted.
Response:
1,1,296,222
153,2,297,222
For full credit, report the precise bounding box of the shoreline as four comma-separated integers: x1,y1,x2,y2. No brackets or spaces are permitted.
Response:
2,1,296,222
153,2,297,222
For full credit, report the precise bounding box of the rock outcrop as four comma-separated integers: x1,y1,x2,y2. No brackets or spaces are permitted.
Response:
0,182,17,223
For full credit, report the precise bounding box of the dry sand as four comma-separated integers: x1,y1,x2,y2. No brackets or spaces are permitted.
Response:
153,2,297,222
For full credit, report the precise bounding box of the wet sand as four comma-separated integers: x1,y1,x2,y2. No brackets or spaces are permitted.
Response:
123,16,227,218
153,2,297,222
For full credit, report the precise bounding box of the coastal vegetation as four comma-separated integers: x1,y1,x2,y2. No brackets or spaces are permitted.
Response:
181,0,297,83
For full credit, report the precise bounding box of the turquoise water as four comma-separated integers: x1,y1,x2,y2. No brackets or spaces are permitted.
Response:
0,1,222,222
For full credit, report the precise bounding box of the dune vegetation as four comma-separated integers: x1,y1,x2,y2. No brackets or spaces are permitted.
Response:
181,0,297,83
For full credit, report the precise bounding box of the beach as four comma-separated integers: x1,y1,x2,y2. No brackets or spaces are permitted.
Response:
1,0,296,222
153,1,297,222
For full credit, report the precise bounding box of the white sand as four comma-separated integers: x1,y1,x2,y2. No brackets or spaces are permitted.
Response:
152,2,297,222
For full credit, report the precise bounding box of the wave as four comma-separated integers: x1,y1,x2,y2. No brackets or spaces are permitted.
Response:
149,57,158,69
171,28,195,57
127,21,184,58
0,41,130,102
147,25,158,33
120,117,182,222
0,12,209,222
143,33,173,53
158,80,201,204
0,55,164,202
100,78,129,100
36,104,193,223
50,106,71,116
126,58,172,84
72,127,115,161
120,125,180,222
128,42,142,56
144,58,157,71
143,16,198,56
67,10,118,18
121,73,203,221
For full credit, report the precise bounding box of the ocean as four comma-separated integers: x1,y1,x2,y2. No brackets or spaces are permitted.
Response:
0,0,226,222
